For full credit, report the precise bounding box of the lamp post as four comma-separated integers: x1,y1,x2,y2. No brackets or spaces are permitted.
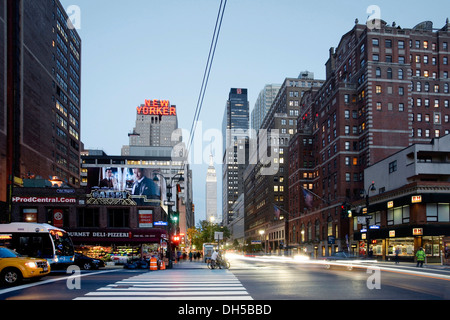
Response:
153,172,184,269
259,230,265,254
365,181,376,259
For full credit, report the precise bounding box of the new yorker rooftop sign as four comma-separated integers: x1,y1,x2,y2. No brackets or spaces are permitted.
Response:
137,100,177,116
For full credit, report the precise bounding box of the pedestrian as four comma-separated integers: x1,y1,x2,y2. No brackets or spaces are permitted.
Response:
394,246,400,265
416,247,426,267
189,251,193,262
211,250,219,268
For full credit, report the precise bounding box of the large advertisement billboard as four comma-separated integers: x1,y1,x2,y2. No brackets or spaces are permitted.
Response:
85,167,167,208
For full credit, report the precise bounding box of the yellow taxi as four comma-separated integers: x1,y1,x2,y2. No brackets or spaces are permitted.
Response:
0,246,50,286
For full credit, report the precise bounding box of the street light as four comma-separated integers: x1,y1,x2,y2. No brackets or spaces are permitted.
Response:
365,181,376,259
153,172,184,269
259,230,265,254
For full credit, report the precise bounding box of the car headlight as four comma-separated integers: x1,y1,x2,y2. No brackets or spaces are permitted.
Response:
25,262,37,268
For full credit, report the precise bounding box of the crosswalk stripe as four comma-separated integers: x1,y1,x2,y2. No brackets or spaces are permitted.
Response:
74,269,253,300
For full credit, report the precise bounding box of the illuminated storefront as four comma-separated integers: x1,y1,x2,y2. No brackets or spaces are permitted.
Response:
9,185,170,263
351,187,450,263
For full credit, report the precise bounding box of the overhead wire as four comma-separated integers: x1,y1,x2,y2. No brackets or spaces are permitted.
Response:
184,0,228,165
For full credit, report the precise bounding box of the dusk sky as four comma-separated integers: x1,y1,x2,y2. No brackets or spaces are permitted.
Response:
59,0,450,223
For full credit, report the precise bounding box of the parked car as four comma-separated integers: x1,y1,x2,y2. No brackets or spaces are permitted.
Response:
73,253,105,270
323,251,360,261
0,246,50,286
320,251,371,270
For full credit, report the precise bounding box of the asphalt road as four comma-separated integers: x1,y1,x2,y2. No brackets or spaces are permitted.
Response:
1,256,449,302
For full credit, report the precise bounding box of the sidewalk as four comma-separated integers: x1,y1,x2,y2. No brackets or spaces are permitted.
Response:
365,260,450,270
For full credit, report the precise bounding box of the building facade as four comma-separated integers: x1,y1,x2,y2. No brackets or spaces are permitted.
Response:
251,84,281,134
288,19,450,258
205,154,217,222
222,88,250,226
352,134,450,263
1,0,82,222
244,74,324,251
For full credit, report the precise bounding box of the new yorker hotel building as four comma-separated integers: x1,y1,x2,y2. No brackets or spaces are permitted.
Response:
1,1,82,222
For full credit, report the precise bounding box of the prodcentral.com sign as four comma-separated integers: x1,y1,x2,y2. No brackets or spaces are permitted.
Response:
12,196,77,204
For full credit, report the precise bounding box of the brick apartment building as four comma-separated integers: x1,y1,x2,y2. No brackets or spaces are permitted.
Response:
244,74,324,251
288,19,450,258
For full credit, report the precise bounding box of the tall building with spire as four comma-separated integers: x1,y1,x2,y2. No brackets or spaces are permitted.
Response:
205,153,217,222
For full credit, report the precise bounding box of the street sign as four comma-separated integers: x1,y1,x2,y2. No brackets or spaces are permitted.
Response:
164,201,175,206
214,232,224,240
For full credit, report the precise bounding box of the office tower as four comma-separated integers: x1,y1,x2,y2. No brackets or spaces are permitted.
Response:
1,1,82,222
251,84,281,133
288,19,450,258
205,153,217,222
222,88,249,226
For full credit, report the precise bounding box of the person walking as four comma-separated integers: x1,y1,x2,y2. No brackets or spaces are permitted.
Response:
416,247,426,267
394,246,400,265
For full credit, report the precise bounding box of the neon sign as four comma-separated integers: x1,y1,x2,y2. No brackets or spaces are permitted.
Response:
137,100,176,116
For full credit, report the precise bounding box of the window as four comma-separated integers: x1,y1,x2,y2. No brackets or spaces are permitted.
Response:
387,68,393,79
345,141,350,150
427,203,450,222
387,205,410,225
434,112,441,124
376,85,382,94
108,209,130,228
389,160,397,173
77,208,100,227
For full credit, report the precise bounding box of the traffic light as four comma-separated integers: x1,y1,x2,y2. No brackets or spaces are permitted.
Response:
171,211,179,223
341,202,352,218
172,235,180,246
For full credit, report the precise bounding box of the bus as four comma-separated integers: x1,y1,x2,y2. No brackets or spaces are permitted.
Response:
0,223,75,267
203,243,215,263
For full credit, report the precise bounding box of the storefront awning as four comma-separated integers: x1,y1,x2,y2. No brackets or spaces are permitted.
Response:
67,228,168,245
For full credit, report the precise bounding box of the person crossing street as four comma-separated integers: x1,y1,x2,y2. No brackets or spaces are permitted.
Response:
416,247,426,267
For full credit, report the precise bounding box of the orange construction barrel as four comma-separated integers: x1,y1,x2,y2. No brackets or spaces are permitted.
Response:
150,257,158,271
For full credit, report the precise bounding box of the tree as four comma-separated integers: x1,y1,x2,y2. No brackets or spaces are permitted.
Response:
190,220,231,250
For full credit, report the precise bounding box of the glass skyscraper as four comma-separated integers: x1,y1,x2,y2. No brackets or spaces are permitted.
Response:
222,88,249,226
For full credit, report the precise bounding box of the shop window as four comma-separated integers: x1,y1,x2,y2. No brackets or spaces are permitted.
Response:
22,209,38,223
46,208,69,227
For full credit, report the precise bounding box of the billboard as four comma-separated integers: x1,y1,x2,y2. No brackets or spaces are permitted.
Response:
85,167,167,208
